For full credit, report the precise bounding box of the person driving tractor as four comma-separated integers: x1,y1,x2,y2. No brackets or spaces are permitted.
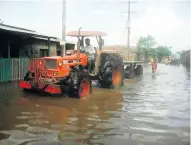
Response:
82,38,96,73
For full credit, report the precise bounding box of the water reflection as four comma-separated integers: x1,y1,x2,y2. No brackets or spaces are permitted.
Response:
0,88,123,145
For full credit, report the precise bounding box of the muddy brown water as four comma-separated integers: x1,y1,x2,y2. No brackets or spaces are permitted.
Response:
0,64,190,145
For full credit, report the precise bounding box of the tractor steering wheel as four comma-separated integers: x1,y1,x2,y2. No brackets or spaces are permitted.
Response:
80,47,89,56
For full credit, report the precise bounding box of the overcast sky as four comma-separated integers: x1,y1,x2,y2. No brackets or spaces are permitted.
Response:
0,0,190,52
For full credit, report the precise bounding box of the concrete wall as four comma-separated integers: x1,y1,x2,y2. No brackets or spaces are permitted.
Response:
50,43,57,56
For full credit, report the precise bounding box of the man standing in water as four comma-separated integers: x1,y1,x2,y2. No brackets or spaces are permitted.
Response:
152,58,157,74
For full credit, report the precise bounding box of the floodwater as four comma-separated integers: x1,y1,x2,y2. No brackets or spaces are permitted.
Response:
0,64,190,145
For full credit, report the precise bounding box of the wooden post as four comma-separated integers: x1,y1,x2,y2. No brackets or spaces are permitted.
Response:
48,37,50,56
8,39,10,58
98,36,102,55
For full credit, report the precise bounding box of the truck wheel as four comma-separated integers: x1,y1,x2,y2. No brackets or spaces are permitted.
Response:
135,65,143,76
98,53,124,89
125,66,135,79
77,76,92,98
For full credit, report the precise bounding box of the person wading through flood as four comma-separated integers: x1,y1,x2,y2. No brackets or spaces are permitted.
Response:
83,38,96,73
151,58,157,74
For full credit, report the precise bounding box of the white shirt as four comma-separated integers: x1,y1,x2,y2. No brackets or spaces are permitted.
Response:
84,45,96,59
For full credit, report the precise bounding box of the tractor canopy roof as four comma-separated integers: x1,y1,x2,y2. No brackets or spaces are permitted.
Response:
67,31,107,37
43,56,62,59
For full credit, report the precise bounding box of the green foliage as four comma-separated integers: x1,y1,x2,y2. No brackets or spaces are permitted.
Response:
137,35,156,52
156,45,172,57
148,48,157,57
137,35,156,60
137,35,172,59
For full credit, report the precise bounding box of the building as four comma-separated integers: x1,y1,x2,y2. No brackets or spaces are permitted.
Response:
180,50,190,67
0,24,61,58
0,24,62,83
172,51,181,61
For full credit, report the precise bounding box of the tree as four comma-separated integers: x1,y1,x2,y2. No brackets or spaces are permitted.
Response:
156,45,172,62
137,35,156,61
156,45,172,57
137,35,156,49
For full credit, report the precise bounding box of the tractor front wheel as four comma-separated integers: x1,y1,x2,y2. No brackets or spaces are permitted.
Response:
77,77,92,99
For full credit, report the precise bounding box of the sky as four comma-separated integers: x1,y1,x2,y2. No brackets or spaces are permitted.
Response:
0,0,190,52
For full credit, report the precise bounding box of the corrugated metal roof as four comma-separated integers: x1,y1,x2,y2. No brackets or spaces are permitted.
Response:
0,24,36,34
0,24,58,39
31,36,60,42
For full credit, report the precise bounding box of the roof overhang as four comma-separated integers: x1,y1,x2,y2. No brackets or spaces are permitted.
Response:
0,24,58,39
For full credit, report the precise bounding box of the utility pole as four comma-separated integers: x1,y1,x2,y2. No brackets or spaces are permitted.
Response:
121,0,137,60
62,0,66,41
62,0,66,56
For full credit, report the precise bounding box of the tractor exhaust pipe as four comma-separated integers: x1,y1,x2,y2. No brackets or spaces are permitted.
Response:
77,27,82,62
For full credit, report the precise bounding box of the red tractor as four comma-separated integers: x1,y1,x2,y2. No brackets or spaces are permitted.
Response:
20,28,124,98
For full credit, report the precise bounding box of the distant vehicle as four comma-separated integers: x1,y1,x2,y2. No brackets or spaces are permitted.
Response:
164,58,169,65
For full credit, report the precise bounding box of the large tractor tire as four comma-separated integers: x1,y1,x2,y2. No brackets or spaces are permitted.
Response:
68,76,92,99
135,65,143,76
97,53,124,89
78,76,92,98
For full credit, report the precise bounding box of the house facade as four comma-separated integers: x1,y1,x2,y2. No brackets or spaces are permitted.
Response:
0,24,61,82
0,24,61,58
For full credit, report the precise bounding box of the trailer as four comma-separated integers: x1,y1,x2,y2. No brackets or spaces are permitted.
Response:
123,60,145,79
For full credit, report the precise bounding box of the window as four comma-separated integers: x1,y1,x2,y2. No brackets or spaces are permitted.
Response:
40,49,48,57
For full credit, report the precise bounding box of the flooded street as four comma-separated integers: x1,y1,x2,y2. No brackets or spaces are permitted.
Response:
0,64,190,145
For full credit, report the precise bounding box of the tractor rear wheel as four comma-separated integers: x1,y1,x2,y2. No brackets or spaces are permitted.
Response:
111,65,123,89
97,53,124,89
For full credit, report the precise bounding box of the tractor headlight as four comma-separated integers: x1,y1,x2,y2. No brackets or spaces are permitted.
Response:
58,61,63,66
53,72,58,76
